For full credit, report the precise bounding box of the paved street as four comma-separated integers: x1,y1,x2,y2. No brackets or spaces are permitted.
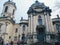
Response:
0,43,27,45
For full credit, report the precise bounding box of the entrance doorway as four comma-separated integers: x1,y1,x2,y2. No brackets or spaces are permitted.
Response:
36,25,45,42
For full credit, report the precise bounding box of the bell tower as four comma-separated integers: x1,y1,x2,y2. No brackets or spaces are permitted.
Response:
1,0,16,19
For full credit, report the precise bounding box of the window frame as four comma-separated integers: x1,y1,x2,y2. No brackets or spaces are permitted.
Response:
38,15,42,25
15,28,18,33
4,6,8,12
22,25,25,31
14,36,17,41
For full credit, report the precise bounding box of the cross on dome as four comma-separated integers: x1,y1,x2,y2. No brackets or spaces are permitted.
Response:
35,0,39,3
8,0,13,2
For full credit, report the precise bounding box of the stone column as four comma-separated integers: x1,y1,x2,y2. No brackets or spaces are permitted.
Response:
4,22,8,44
0,23,3,37
44,14,51,42
45,15,49,32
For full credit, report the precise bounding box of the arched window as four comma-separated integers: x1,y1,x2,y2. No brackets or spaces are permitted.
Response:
4,6,8,12
38,16,42,25
23,25,25,31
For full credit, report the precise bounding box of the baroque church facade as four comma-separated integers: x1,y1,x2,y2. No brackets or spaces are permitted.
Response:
0,0,60,45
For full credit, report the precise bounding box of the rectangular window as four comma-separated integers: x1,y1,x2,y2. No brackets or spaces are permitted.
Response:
38,19,42,26
12,10,15,15
50,34,55,39
28,35,33,39
34,34,37,39
56,24,60,32
15,28,18,33
22,34,25,40
19,35,20,38
4,6,8,12
22,25,25,31
58,33,60,41
14,36,17,41
46,35,50,42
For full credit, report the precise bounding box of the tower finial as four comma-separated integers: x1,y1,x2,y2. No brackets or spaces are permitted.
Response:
8,0,13,2
8,0,10,1
35,0,38,3
21,17,23,20
57,14,60,18
36,0,38,1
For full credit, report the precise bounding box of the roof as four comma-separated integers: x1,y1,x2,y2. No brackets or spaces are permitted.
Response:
52,18,60,22
27,1,52,15
0,17,15,24
4,0,16,9
31,1,46,9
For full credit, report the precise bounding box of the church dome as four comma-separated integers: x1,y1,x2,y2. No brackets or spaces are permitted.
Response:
31,1,46,9
27,1,51,14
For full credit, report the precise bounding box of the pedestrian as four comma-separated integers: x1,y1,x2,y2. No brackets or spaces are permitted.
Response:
6,43,8,45
6,41,9,45
1,40,4,45
0,37,2,45
10,40,13,45
17,40,20,45
0,40,2,45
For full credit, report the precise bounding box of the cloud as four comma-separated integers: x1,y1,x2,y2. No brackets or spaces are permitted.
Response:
0,0,59,23
54,1,60,12
50,0,60,18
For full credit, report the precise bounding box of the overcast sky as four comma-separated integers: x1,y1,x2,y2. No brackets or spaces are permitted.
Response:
0,0,60,23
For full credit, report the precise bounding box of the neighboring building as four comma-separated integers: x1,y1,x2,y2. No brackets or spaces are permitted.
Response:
52,15,60,44
0,0,60,45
